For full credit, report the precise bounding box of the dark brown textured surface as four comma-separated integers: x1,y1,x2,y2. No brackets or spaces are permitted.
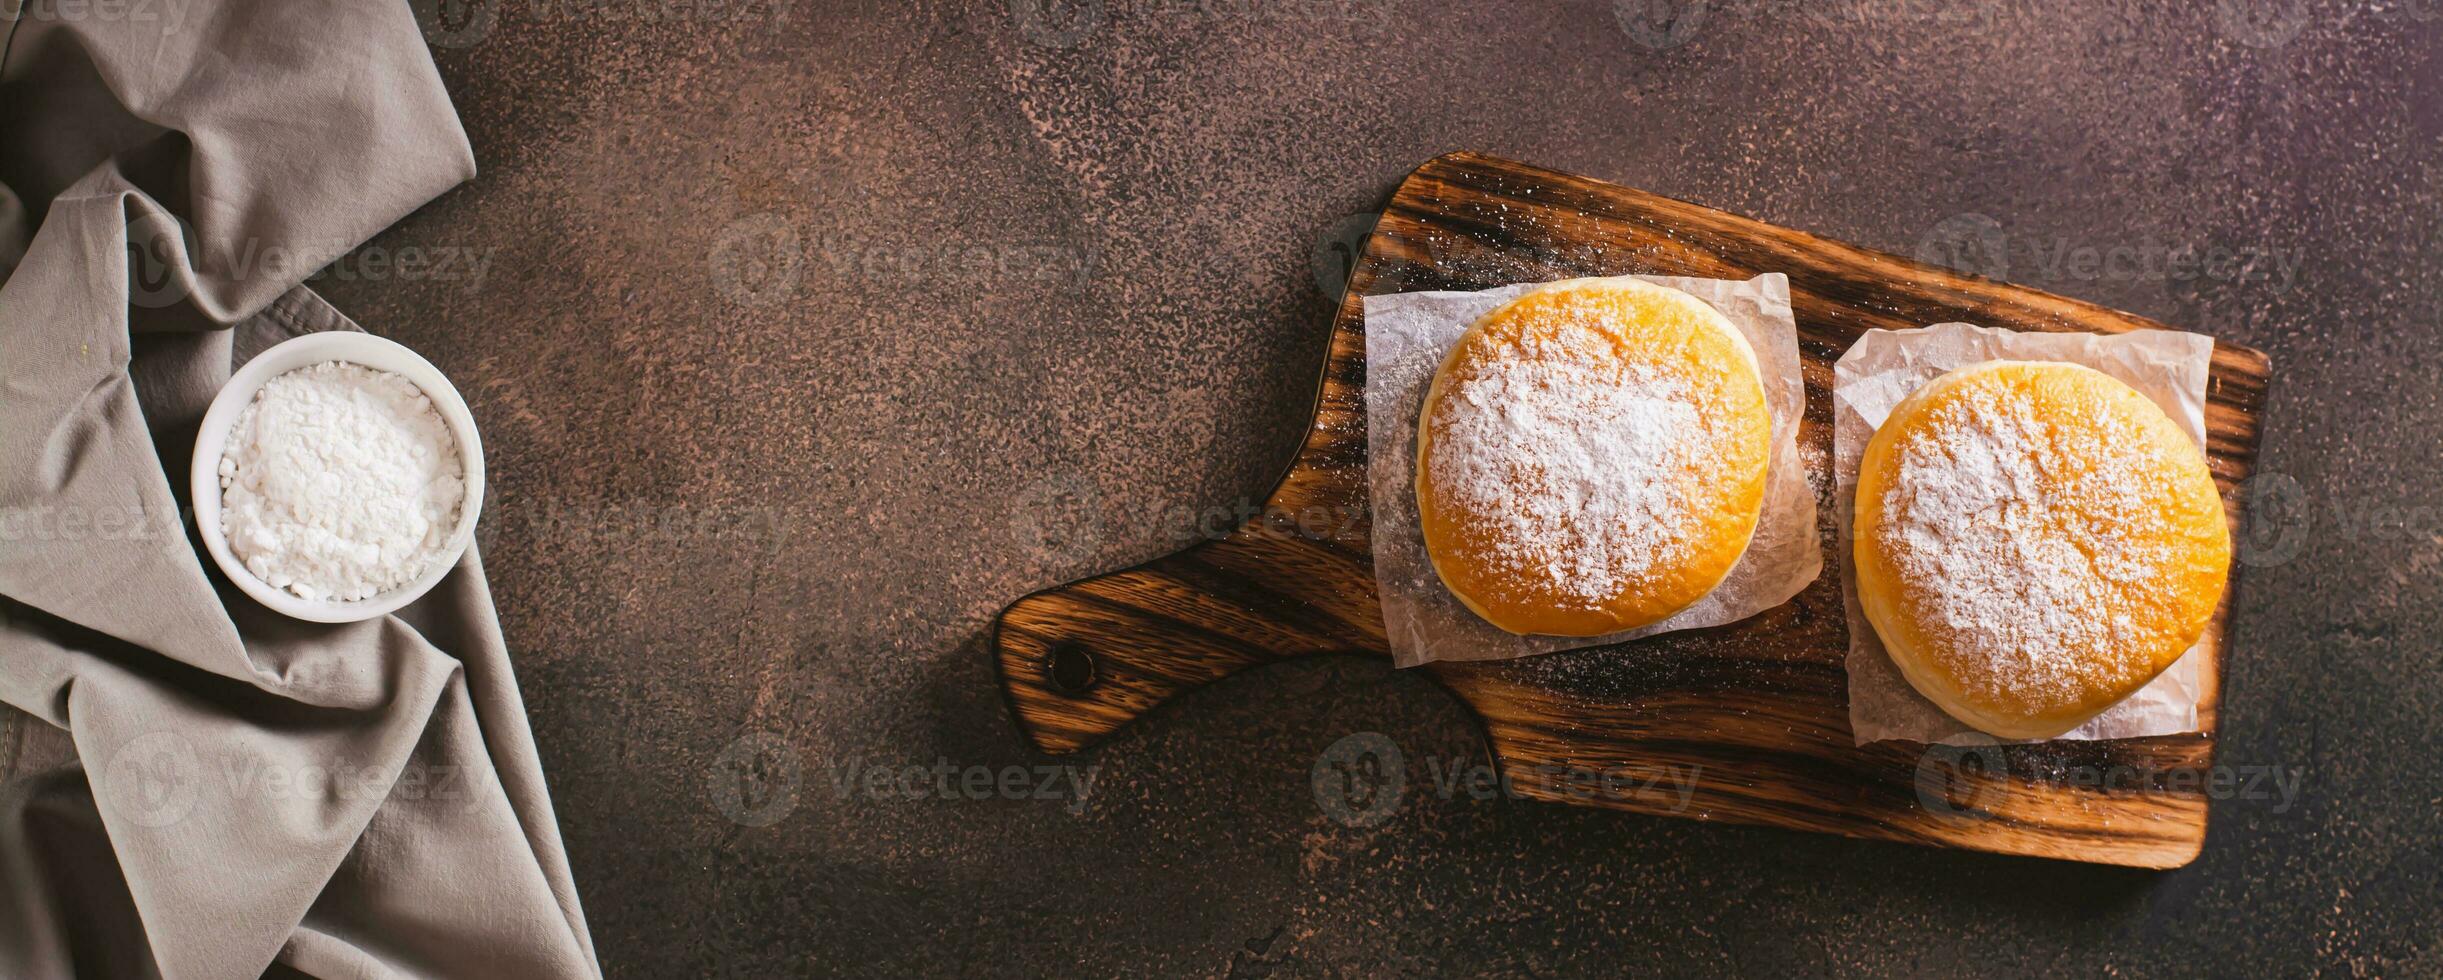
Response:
994,151,2269,868
324,0,2439,974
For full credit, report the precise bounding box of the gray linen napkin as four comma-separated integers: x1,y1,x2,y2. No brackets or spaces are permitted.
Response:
0,4,600,978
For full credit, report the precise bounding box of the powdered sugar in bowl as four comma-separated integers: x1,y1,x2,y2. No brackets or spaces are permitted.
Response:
192,332,486,623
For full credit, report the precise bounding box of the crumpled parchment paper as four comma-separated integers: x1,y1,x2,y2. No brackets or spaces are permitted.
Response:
1363,274,1822,669
1833,322,2218,745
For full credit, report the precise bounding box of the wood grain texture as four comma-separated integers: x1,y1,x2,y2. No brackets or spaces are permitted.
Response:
992,152,2270,868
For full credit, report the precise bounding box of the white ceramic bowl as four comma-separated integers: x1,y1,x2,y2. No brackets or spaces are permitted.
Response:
192,332,486,623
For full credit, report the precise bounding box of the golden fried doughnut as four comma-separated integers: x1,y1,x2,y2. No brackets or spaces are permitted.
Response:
1415,277,1772,636
1854,360,2231,739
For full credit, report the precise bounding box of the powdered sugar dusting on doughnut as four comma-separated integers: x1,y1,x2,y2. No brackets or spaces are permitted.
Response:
1425,325,1707,609
1875,377,2178,703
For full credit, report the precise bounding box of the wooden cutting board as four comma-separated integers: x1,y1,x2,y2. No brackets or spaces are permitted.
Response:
992,152,2271,868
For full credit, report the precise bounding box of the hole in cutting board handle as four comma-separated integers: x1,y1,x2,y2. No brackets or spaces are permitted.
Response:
1045,643,1098,696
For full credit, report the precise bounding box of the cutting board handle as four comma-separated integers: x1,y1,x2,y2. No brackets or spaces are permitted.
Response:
992,510,1386,754
992,245,1391,754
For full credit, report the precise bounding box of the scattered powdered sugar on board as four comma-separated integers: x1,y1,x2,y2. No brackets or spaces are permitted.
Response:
1876,386,2165,702
219,361,465,602
1427,342,1703,610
